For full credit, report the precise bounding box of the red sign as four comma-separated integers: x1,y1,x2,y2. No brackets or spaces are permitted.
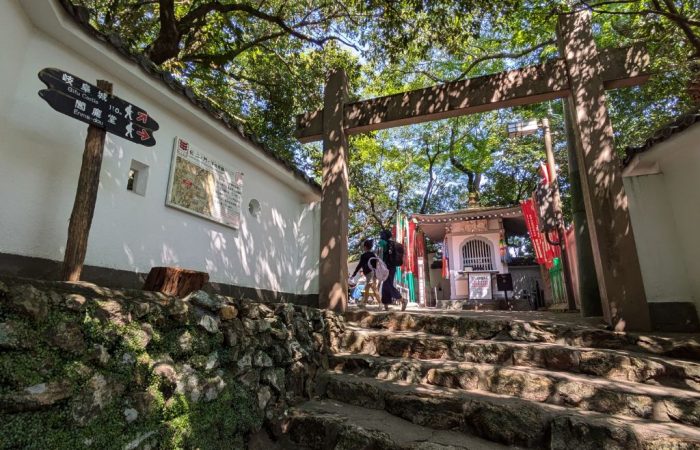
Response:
135,128,151,141
521,198,560,269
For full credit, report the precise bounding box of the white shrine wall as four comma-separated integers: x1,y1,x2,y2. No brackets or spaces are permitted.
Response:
623,123,700,314
445,219,505,300
0,0,320,301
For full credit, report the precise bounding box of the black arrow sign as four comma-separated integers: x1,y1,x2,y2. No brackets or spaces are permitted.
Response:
37,79,155,139
38,68,160,131
39,89,156,147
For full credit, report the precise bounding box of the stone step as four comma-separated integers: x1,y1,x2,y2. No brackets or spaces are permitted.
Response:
330,353,700,427
275,399,514,450
320,372,700,449
339,327,700,392
345,310,700,361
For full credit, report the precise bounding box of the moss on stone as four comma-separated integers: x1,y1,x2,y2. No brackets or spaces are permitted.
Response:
0,351,55,389
160,385,262,449
0,279,335,449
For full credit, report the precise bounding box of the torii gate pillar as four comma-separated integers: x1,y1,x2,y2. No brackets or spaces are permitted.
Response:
557,11,651,331
318,68,349,312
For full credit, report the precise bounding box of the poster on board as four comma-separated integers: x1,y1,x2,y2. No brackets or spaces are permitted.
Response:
468,272,492,300
166,137,243,229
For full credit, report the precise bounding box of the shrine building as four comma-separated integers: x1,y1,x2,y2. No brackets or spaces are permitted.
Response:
0,0,321,303
408,205,544,309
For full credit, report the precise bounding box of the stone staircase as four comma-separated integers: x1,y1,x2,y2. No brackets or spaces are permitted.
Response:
276,310,700,449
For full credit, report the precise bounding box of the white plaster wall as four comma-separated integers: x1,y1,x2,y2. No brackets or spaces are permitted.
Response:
656,126,700,307
624,124,700,310
0,1,319,295
623,175,692,303
447,232,503,299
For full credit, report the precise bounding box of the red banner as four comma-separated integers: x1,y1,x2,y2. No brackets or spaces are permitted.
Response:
521,198,560,269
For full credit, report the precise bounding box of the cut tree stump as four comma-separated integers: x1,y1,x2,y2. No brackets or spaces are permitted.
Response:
143,267,209,297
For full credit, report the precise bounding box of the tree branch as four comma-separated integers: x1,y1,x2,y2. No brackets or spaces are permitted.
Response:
183,31,286,64
452,39,556,81
581,1,700,28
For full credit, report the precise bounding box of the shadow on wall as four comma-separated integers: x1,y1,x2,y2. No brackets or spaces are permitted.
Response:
15,132,320,300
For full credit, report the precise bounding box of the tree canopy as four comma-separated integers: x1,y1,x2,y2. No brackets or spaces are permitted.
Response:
73,0,699,249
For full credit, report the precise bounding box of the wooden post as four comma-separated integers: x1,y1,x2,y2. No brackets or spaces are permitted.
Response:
61,80,113,281
541,117,577,311
557,11,651,331
563,97,603,317
318,69,349,312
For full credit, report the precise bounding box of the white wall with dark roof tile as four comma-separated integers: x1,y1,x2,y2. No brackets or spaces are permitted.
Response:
0,0,320,296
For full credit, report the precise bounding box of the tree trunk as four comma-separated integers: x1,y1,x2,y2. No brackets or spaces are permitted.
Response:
466,172,481,204
143,267,210,297
146,0,182,64
688,59,700,104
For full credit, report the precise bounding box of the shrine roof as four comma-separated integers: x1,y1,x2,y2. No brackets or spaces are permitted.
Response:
56,0,321,194
623,106,700,168
411,205,523,223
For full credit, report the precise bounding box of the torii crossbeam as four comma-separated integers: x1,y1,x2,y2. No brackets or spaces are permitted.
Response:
297,10,653,331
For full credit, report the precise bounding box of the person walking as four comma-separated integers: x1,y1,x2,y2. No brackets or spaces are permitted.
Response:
378,230,407,311
350,239,379,307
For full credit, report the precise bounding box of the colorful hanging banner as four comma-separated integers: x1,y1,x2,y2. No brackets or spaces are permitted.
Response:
521,198,560,269
442,236,450,279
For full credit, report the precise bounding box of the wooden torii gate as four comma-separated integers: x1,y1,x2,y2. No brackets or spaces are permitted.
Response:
296,11,653,331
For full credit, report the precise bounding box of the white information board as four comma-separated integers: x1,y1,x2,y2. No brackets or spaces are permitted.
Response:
166,137,243,229
468,272,493,300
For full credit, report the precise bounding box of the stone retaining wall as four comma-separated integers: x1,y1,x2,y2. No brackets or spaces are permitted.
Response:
0,276,343,449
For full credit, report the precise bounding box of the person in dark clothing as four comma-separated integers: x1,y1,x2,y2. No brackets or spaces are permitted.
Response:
351,239,376,280
351,239,379,307
378,230,404,311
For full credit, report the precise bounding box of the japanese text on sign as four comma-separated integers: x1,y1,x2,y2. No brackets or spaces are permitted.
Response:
468,272,492,300
165,137,244,229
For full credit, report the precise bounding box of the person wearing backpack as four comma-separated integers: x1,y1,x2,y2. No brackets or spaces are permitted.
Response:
378,229,407,311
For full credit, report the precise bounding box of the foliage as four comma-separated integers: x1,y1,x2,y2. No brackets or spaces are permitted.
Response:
69,0,699,236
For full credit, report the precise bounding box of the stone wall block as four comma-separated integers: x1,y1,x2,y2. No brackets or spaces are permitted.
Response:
166,298,189,322
275,303,295,324
197,315,219,334
93,299,131,326
0,320,32,350
48,320,86,354
219,304,238,320
7,284,49,321
0,276,343,447
261,367,286,395
64,293,87,311
0,381,73,412
71,373,125,426
222,319,245,347
254,351,274,368
238,369,261,388
183,290,221,311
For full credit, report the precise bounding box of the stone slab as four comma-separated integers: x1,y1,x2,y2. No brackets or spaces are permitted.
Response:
280,399,513,450
330,353,700,427
321,372,700,449
344,310,700,361
339,327,700,392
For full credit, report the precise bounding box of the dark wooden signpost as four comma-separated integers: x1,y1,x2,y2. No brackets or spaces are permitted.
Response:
37,68,159,282
39,68,158,146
